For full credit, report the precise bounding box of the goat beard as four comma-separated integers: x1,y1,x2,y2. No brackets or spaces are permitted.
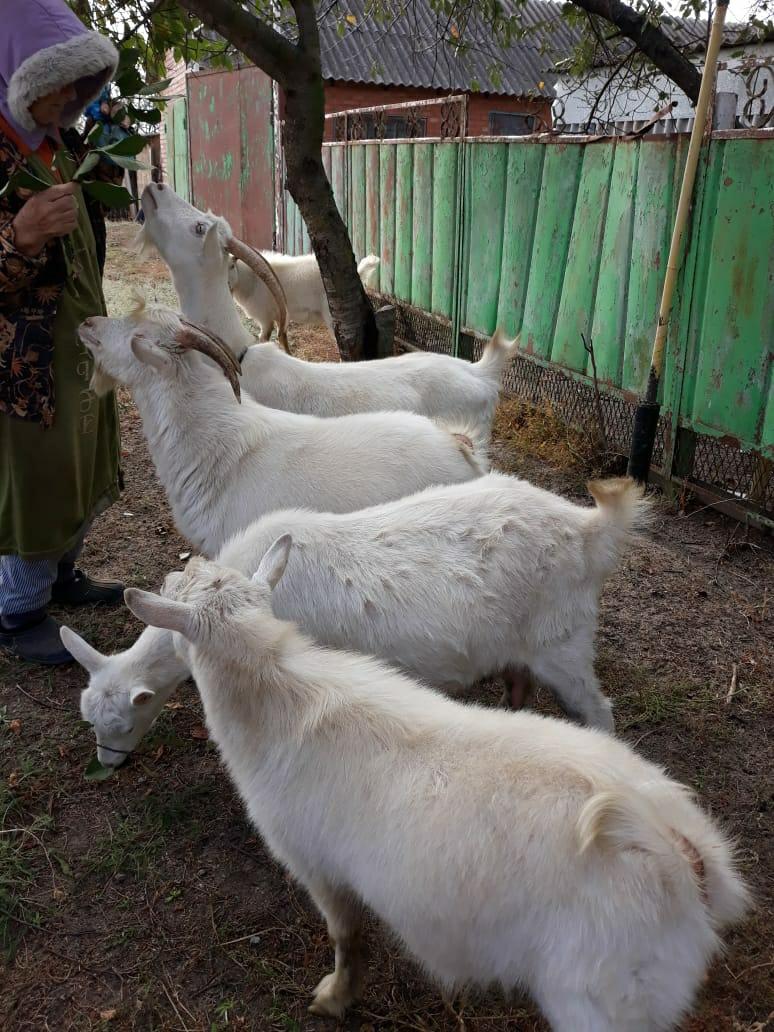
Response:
89,362,118,398
132,224,157,257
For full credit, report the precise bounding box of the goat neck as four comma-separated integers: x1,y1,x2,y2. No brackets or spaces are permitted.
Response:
131,359,269,556
169,264,253,362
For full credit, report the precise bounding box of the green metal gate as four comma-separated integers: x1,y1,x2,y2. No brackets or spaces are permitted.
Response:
282,99,774,526
164,97,190,201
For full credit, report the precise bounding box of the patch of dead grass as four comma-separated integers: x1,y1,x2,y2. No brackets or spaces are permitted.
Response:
493,395,626,483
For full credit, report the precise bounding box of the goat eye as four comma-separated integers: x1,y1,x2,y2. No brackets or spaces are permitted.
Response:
194,222,207,236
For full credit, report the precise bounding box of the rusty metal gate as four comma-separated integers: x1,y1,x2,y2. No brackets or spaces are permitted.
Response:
281,96,774,528
186,66,275,249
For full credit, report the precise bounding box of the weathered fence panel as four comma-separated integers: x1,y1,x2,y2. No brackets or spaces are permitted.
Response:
280,117,773,523
431,145,458,319
685,140,773,447
187,67,274,249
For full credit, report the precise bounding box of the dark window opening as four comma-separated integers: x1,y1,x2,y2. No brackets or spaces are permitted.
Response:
361,114,428,139
488,112,534,136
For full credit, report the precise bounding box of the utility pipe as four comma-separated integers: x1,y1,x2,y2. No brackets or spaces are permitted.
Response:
627,0,729,481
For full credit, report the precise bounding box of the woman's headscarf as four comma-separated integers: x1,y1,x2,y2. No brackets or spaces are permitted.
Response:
0,0,118,150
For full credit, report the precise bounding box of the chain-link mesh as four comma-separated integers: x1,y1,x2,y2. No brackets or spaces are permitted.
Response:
690,434,774,513
373,293,772,522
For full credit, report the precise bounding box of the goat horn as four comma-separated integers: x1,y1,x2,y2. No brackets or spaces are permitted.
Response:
175,320,242,402
226,237,291,354
178,318,242,375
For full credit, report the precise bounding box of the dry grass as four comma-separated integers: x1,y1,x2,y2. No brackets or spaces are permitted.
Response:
0,223,772,1031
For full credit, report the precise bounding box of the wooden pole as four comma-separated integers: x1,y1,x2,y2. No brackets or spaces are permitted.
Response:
649,0,729,384
628,0,729,481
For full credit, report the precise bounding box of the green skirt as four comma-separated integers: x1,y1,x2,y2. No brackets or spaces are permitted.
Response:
0,152,120,560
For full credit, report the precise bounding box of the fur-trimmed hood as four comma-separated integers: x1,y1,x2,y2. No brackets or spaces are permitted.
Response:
0,0,118,149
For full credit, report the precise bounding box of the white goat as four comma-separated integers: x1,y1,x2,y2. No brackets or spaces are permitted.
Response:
71,475,647,766
123,548,750,1031
229,248,380,341
138,183,518,432
78,302,485,558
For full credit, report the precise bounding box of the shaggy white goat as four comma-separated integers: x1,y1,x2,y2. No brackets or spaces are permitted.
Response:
71,475,647,766
78,302,485,558
138,183,518,431
123,548,750,1030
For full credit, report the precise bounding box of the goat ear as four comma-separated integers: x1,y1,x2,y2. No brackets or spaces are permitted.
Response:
130,334,173,373
252,534,292,590
124,588,196,640
203,220,223,258
60,626,107,675
130,685,156,707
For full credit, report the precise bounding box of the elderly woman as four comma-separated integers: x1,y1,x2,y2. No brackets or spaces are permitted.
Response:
0,0,123,665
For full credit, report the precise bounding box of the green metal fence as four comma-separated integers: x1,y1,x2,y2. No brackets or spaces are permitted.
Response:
282,109,774,525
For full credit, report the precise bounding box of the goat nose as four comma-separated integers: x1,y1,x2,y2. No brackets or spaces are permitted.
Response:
157,183,164,191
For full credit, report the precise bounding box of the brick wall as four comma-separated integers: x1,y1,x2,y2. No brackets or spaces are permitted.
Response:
159,54,188,181
322,82,551,139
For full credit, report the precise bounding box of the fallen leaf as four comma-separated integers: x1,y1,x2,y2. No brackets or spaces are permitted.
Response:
84,757,114,781
122,511,134,517
99,1009,117,1021
164,701,184,711
190,726,209,740
52,887,66,901
450,23,459,38
9,719,21,734
346,13,357,25
8,771,19,787
153,744,165,761
179,551,191,560
58,745,68,759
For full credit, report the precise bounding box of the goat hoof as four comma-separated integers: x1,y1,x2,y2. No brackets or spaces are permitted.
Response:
309,972,353,1019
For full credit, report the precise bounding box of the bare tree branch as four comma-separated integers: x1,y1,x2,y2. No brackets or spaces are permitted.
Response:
177,0,300,87
570,0,702,102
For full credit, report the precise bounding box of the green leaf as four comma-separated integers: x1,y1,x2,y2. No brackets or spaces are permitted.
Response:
82,181,135,208
99,134,148,156
87,122,105,146
0,169,50,199
116,46,140,76
84,756,114,781
73,152,100,180
127,104,162,126
101,154,148,172
137,77,172,96
115,68,144,98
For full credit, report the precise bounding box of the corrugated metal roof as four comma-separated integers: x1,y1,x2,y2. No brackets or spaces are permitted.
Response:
318,0,576,97
316,1,764,95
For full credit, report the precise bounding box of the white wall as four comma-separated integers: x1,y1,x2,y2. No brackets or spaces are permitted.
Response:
554,42,774,129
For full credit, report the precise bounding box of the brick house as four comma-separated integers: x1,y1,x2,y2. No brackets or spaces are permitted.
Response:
160,0,576,178
316,0,572,138
159,51,189,180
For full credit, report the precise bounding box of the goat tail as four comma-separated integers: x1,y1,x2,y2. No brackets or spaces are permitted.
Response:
577,786,750,929
471,329,520,381
357,254,381,288
584,477,653,579
434,420,490,475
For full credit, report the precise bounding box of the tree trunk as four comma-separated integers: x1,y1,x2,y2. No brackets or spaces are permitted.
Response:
176,0,377,361
282,77,377,361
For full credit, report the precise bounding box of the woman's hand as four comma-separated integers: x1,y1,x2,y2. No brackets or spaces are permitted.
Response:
12,183,79,256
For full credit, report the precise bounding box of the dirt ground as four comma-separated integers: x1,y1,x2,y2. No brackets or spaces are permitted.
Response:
1,222,772,1031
